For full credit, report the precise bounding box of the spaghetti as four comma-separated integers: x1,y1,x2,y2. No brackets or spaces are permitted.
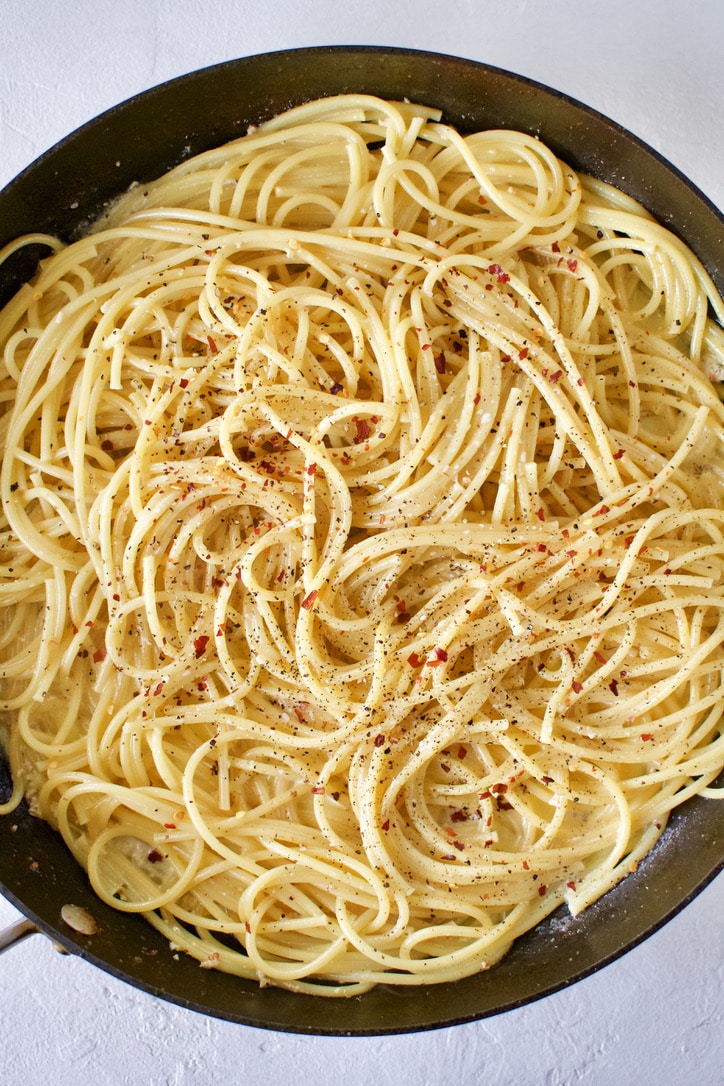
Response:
0,94,723,994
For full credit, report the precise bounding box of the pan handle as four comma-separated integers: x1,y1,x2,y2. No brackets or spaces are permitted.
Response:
0,917,38,956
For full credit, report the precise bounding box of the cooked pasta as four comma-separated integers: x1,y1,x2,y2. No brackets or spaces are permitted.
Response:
0,94,723,995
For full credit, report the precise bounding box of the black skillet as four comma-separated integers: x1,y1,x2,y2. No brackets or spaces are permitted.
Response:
0,46,722,1035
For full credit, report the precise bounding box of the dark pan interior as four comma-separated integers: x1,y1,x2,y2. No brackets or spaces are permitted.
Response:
1,46,723,1034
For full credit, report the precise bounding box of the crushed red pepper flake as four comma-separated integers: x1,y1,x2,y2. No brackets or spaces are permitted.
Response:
353,418,372,443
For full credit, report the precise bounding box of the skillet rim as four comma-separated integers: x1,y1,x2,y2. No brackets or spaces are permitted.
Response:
1,44,722,1035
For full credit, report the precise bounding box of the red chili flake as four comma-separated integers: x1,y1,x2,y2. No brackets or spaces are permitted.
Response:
535,542,548,553
207,335,218,353
571,680,583,694
629,380,636,388
179,378,189,388
434,351,446,374
93,648,107,663
258,459,276,474
101,439,114,452
487,263,510,284
434,647,448,662
407,651,424,668
392,228,399,236
491,783,508,795
594,650,607,664
193,635,210,658
478,195,487,205
381,819,390,831
500,352,511,363
567,259,578,272
496,796,514,811
541,775,553,785
374,734,386,748
331,792,340,802
473,392,481,404
624,536,634,549
245,921,251,933
548,369,563,383
152,682,164,697
301,589,318,611
453,841,466,851
450,810,469,823
613,448,625,460
609,679,619,696
311,786,325,795
457,745,467,760
306,462,317,476
164,823,176,830
663,568,672,575
552,241,560,253
519,347,529,360
147,849,163,864
480,790,492,800
535,507,545,521
522,860,530,870
293,704,307,722
537,884,547,897
566,880,577,891
641,733,654,741
594,504,610,517
353,418,372,443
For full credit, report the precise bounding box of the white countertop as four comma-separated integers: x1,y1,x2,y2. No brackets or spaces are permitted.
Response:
0,2,722,1082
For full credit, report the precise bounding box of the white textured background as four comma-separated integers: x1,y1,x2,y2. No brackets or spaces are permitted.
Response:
0,2,722,1083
